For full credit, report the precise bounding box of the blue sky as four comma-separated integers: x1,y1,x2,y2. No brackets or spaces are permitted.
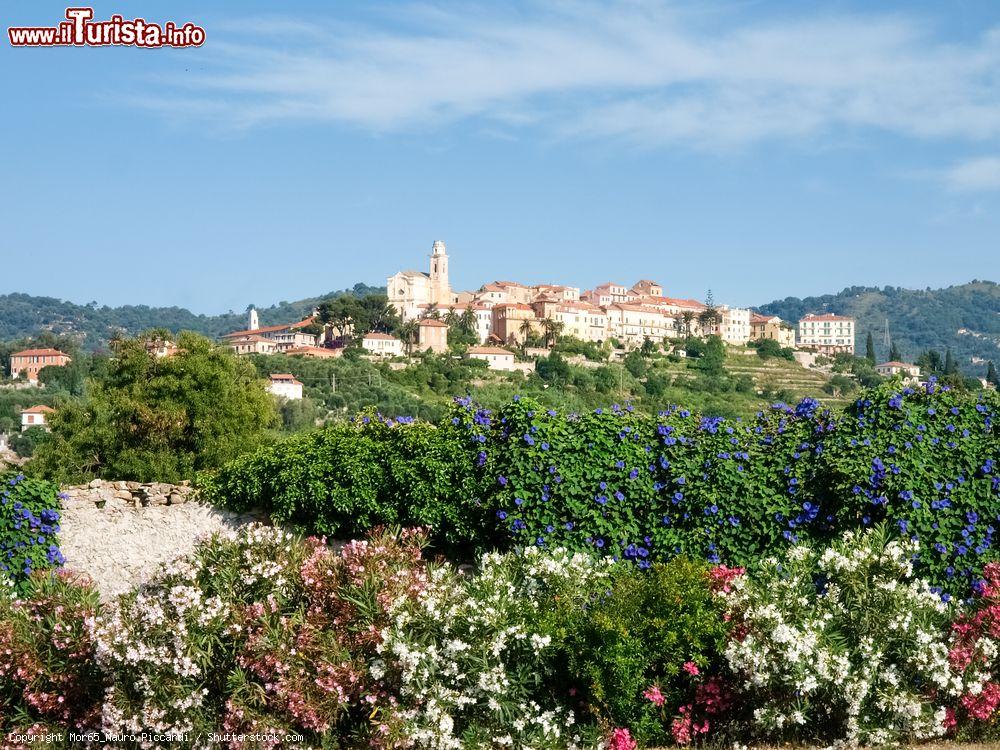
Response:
2,1,999,314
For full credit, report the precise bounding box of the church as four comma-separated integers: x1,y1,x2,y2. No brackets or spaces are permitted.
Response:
387,240,457,320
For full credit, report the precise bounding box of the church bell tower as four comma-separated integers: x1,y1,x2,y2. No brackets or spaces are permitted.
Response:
429,240,450,304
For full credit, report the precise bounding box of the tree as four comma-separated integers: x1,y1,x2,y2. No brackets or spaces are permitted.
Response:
988,361,999,388
917,350,943,376
889,340,902,362
697,291,721,334
541,318,564,348
865,332,876,364
30,332,278,484
676,311,696,339
536,352,570,383
399,320,419,356
518,319,534,353
698,335,726,376
640,337,656,357
944,347,958,375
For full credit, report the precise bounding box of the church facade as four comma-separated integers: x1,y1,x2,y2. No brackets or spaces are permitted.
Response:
387,240,455,320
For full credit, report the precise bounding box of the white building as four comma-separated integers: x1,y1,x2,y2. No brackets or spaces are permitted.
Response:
876,361,921,382
468,346,516,371
223,308,318,353
715,306,751,345
267,374,304,400
387,241,455,321
21,405,54,431
362,332,403,358
798,314,856,355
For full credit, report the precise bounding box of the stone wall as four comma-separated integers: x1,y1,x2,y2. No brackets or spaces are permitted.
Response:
60,479,196,511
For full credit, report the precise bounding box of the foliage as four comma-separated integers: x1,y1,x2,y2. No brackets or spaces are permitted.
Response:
7,426,48,459
95,525,429,747
752,338,795,361
0,570,104,737
0,284,384,351
30,332,278,484
759,280,1000,377
557,558,731,746
0,474,63,592
723,526,960,746
374,546,607,749
200,411,497,558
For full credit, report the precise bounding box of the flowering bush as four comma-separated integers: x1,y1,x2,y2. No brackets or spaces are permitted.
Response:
0,569,104,736
0,473,63,592
556,558,732,746
95,524,429,748
723,525,962,746
372,546,609,749
947,560,1000,736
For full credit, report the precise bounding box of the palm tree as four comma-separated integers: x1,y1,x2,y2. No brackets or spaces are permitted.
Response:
679,311,696,339
518,318,534,354
399,320,419,356
541,317,564,348
425,303,441,320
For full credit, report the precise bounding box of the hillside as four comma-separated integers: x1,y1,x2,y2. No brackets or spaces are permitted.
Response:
0,284,384,350
758,280,1000,374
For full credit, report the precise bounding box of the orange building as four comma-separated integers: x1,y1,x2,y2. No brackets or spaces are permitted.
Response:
10,349,71,383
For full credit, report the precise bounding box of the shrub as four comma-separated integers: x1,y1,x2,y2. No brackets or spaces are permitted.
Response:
557,558,732,746
0,473,63,592
95,525,429,746
200,412,495,558
723,526,960,746
0,570,104,736
373,546,608,749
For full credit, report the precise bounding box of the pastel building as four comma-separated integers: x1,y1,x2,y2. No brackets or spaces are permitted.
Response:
876,361,921,382
21,405,54,431
267,374,304,400
468,346,516,371
417,318,450,353
750,314,796,348
10,349,71,383
798,314,856,355
387,240,455,320
223,309,318,352
362,332,403,358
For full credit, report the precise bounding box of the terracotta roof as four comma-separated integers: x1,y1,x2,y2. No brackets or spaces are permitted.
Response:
269,374,302,384
750,313,780,324
480,283,507,292
228,334,275,344
12,348,69,357
878,361,917,369
493,303,535,312
363,332,399,341
22,405,55,414
418,318,449,327
469,346,514,355
800,314,854,322
285,346,341,357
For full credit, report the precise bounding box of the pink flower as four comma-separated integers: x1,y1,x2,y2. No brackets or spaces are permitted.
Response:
682,661,700,676
608,728,637,750
643,684,666,707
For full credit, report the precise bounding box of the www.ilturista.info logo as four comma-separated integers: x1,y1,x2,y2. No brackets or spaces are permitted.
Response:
8,7,205,48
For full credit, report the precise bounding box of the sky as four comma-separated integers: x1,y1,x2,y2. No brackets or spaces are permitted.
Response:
2,0,999,314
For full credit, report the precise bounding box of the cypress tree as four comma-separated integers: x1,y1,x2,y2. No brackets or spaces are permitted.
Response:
865,332,876,364
987,360,998,387
944,348,958,375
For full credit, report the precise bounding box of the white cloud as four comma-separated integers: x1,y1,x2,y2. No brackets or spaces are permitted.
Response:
944,157,1000,192
139,2,1000,149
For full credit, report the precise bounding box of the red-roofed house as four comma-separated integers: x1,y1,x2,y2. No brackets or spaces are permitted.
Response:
223,308,319,353
876,361,921,381
267,374,304,400
468,346,516,371
21,405,55,431
362,332,403,358
417,318,450,353
10,349,71,383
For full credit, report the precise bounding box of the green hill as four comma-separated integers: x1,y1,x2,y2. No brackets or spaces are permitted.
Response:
0,283,384,350
757,280,1000,374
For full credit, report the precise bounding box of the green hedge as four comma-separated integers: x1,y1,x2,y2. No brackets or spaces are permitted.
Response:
0,472,63,592
201,380,1000,590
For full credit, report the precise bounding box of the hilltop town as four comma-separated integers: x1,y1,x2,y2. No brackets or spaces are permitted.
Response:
220,239,857,364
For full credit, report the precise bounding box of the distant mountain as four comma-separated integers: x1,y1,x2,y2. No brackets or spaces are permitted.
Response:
0,283,385,350
758,281,1000,374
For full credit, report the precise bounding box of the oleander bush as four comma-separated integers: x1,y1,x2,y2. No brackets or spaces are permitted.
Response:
722,526,962,746
11,524,1000,746
0,569,103,739
0,473,63,592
